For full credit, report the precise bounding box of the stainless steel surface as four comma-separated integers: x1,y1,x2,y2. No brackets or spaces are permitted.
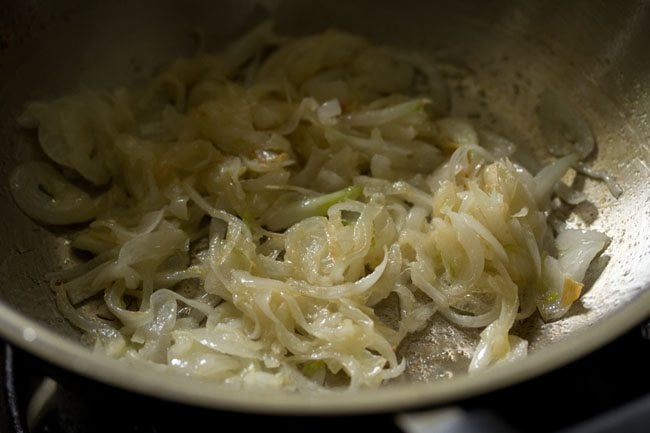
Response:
0,0,649,413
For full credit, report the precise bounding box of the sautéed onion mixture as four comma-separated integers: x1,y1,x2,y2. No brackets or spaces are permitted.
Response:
10,23,609,391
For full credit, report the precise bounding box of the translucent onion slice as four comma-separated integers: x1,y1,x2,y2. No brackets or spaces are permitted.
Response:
533,154,579,205
556,228,610,281
10,161,96,225
537,229,608,321
342,98,429,127
435,117,479,151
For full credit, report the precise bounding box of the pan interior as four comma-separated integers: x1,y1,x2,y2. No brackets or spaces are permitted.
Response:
0,0,649,409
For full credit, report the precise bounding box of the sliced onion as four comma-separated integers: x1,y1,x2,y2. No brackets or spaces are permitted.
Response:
435,117,479,150
555,182,587,205
533,154,579,204
556,228,609,281
289,249,389,299
574,162,623,198
10,161,96,225
316,99,342,125
342,98,429,127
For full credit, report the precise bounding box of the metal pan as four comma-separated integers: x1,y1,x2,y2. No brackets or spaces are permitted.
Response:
0,0,649,414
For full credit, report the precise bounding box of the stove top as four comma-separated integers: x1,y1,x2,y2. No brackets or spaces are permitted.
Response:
1,321,648,433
